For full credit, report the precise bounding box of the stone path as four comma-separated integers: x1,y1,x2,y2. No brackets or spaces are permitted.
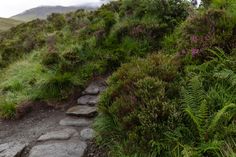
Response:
0,79,107,157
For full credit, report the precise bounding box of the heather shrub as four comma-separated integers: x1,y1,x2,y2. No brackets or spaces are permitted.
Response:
165,1,236,61
47,13,66,30
95,53,183,155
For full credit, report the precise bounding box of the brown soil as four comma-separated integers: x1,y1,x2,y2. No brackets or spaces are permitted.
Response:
84,140,108,157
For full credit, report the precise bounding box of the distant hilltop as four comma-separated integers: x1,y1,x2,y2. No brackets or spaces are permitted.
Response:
11,4,103,22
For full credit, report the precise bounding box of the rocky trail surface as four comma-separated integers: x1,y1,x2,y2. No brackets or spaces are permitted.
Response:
0,78,107,157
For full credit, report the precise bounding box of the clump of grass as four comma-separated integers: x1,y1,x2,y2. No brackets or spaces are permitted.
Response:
0,99,16,119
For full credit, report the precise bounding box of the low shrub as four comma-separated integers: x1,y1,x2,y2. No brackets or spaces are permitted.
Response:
95,53,183,155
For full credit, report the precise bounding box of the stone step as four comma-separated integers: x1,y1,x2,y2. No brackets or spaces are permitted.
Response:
77,95,99,106
59,117,92,127
82,81,107,95
37,128,78,142
28,141,87,157
0,141,28,157
66,106,97,118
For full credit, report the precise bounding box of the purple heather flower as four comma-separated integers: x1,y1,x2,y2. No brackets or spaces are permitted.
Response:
192,48,200,57
190,35,198,43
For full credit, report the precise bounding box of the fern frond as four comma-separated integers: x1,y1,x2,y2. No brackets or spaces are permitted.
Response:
208,103,236,135
207,47,227,61
198,100,209,130
182,76,205,108
181,145,199,157
214,69,236,87
184,106,202,135
198,140,223,156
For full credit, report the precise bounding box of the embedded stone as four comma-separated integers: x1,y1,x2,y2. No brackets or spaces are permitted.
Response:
59,117,92,127
82,81,107,95
66,106,97,118
77,95,99,106
0,141,28,157
29,142,87,157
82,86,99,95
37,128,78,142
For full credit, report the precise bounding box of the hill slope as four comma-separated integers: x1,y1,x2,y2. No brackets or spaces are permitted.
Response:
0,0,235,156
11,5,100,22
0,18,22,32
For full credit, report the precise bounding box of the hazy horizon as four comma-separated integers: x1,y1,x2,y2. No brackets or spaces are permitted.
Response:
0,0,107,18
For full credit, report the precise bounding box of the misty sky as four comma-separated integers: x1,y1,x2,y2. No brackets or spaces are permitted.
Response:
0,0,105,18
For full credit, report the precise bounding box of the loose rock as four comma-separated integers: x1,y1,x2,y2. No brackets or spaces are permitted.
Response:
29,142,87,157
0,141,28,157
80,128,95,140
37,128,78,142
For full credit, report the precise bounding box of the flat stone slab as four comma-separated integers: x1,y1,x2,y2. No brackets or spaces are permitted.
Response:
82,86,99,95
82,81,107,95
77,95,99,106
29,142,87,157
80,128,95,140
37,128,78,142
0,141,28,157
59,117,92,127
66,106,97,117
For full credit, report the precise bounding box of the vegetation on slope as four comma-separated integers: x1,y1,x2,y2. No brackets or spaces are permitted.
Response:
0,18,22,32
0,0,189,118
0,0,235,156
94,0,236,156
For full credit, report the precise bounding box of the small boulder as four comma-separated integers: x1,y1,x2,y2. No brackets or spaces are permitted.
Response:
80,128,95,140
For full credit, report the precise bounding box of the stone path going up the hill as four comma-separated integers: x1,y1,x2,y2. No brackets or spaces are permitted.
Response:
0,78,107,157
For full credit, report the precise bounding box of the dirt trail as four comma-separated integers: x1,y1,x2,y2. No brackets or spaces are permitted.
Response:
0,77,108,157
0,105,66,144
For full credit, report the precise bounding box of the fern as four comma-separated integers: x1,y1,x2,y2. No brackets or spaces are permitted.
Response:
182,76,208,139
182,74,236,156
208,103,236,135
214,69,236,87
207,47,227,61
182,76,206,109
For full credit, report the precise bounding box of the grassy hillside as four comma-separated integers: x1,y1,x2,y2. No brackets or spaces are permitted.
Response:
0,18,22,32
0,0,235,156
